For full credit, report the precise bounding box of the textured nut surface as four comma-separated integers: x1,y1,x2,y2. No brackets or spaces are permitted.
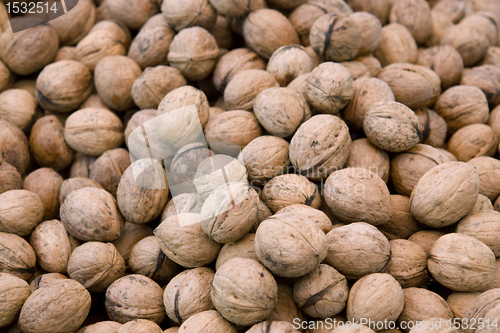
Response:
414,108,448,148
389,0,431,44
351,12,382,56
446,292,480,319
447,124,498,162
0,190,44,236
211,258,278,326
162,0,216,32
0,119,30,175
247,321,300,333
463,289,500,333
89,148,130,197
178,310,236,333
261,174,320,213
461,65,500,107
267,45,314,87
112,222,153,264
0,273,31,328
408,230,444,256
346,138,390,183
397,288,453,329
0,160,22,195
382,240,428,288
76,321,122,333
441,25,490,67
374,23,417,66
417,45,464,89
277,204,332,234
59,178,103,204
457,211,500,256
117,319,163,333
469,156,500,201
0,232,36,280
0,89,36,130
378,195,420,240
23,168,64,221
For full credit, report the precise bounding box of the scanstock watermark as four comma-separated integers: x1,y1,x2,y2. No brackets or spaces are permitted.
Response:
3,0,79,33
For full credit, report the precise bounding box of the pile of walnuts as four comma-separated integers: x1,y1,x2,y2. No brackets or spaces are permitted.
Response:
2,0,500,332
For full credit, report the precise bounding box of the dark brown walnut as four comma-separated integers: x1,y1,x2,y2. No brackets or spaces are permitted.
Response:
0,60,13,93
162,0,216,31
0,160,22,195
480,46,500,68
345,138,390,183
410,162,480,227
178,310,236,333
0,89,36,130
435,85,489,135
0,273,31,328
339,61,371,80
59,178,103,204
347,273,405,326
163,267,215,324
55,46,76,62
398,288,454,330
374,23,418,66
389,0,431,45
224,69,279,111
255,211,328,278
212,258,278,326
89,148,130,197
345,0,390,24
469,156,500,201
390,144,450,197
0,24,58,76
61,187,124,242
213,48,266,92
377,63,440,110
210,15,233,49
23,168,64,221
117,159,169,224
266,45,314,87
65,108,124,157
0,190,44,237
154,213,221,267
76,321,122,333
417,45,464,89
0,232,36,281
29,116,75,171
355,55,383,77
461,65,500,106
161,193,204,221
324,222,391,279
383,240,428,288
132,66,187,110
106,274,165,324
350,12,382,56
242,9,300,60
343,77,395,130
254,87,311,138
447,292,480,319
309,13,361,62
378,195,421,240
448,124,498,161
414,108,447,148
204,110,262,154
215,233,258,270
129,236,180,285
247,321,300,333
168,143,211,194
432,0,473,23
460,12,499,45
30,220,79,274
19,279,91,333
48,0,96,45
261,174,320,213
305,62,353,115
441,25,490,67
167,27,219,81
94,55,142,112
0,119,30,175
112,222,153,265
293,264,348,318
242,136,290,187
200,182,259,243
463,289,500,333
127,14,175,70
105,0,159,30
457,211,500,256
289,115,351,181
117,319,163,333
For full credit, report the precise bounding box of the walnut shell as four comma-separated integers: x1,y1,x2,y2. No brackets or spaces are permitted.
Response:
289,115,351,181
80,94,109,110
324,167,393,225
461,65,500,107
29,116,75,171
132,66,187,110
389,0,431,45
408,230,444,256
468,156,500,201
117,159,169,224
398,288,453,329
414,108,448,148
105,0,159,30
29,220,79,274
457,211,500,256
425,11,453,47
163,267,215,324
310,13,361,62
49,0,96,45
463,289,500,333
55,46,76,62
346,273,405,326
355,55,382,77
23,168,64,221
339,61,371,81
460,12,499,45
36,60,93,113
247,321,300,333
19,279,91,333
212,258,278,326
324,222,391,279
154,213,221,267
261,174,320,213
428,233,496,291
0,119,30,175
168,142,211,194
208,0,265,17
89,148,130,197
59,177,103,204
390,144,450,197
0,232,36,281
242,136,290,187
0,160,22,195
481,257,500,290
215,233,257,270
377,195,421,240
162,0,216,31
266,284,304,325
0,273,31,328
464,193,494,218
278,205,332,234
77,321,123,333
446,292,480,319
117,319,162,333
161,193,204,220
0,59,13,93
61,187,124,242
210,15,233,49
112,222,153,264
105,274,165,324
345,138,390,183
346,0,390,24
432,0,473,23
64,108,124,157
349,12,382,57
167,27,219,81
178,310,236,333
0,24,58,76
293,264,348,318
0,190,44,236
374,23,417,66
480,46,500,68
417,45,464,89
305,62,353,115
383,240,428,288
441,25,490,67
0,89,36,130
266,45,314,87
242,9,300,60
255,211,328,278
448,124,498,161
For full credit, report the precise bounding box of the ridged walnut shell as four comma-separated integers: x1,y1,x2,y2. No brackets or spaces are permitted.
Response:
117,319,163,333
23,168,64,221
398,288,453,328
468,156,500,201
373,23,417,66
266,45,314,87
0,89,36,130
382,239,428,288
178,310,236,333
89,148,130,197
0,119,30,175
457,211,500,256
345,138,390,183
0,232,36,281
261,174,320,213
447,124,498,162
389,0,431,45
0,273,31,328
0,190,44,236
463,289,500,333
377,195,421,240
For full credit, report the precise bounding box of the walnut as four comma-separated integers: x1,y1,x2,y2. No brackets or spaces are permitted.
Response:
162,0,216,32
210,15,233,49
432,0,473,23
247,321,301,333
414,108,448,148
417,45,464,89
0,190,44,237
345,0,390,24
378,195,421,240
460,12,499,45
0,160,22,195
177,310,236,333
441,25,490,67
446,292,481,319
374,23,418,66
261,174,320,213
161,193,204,221
345,138,390,183
457,211,500,256
398,288,454,329
0,119,30,175
48,0,96,45
0,89,36,130
23,168,64,221
461,65,500,107
383,240,428,288
0,273,31,328
448,124,498,161
59,177,103,204
76,321,122,333
266,45,314,87
277,205,332,234
105,0,159,30
408,230,444,256
350,12,382,56
389,0,432,44
117,320,163,333
112,222,153,264
355,55,382,77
